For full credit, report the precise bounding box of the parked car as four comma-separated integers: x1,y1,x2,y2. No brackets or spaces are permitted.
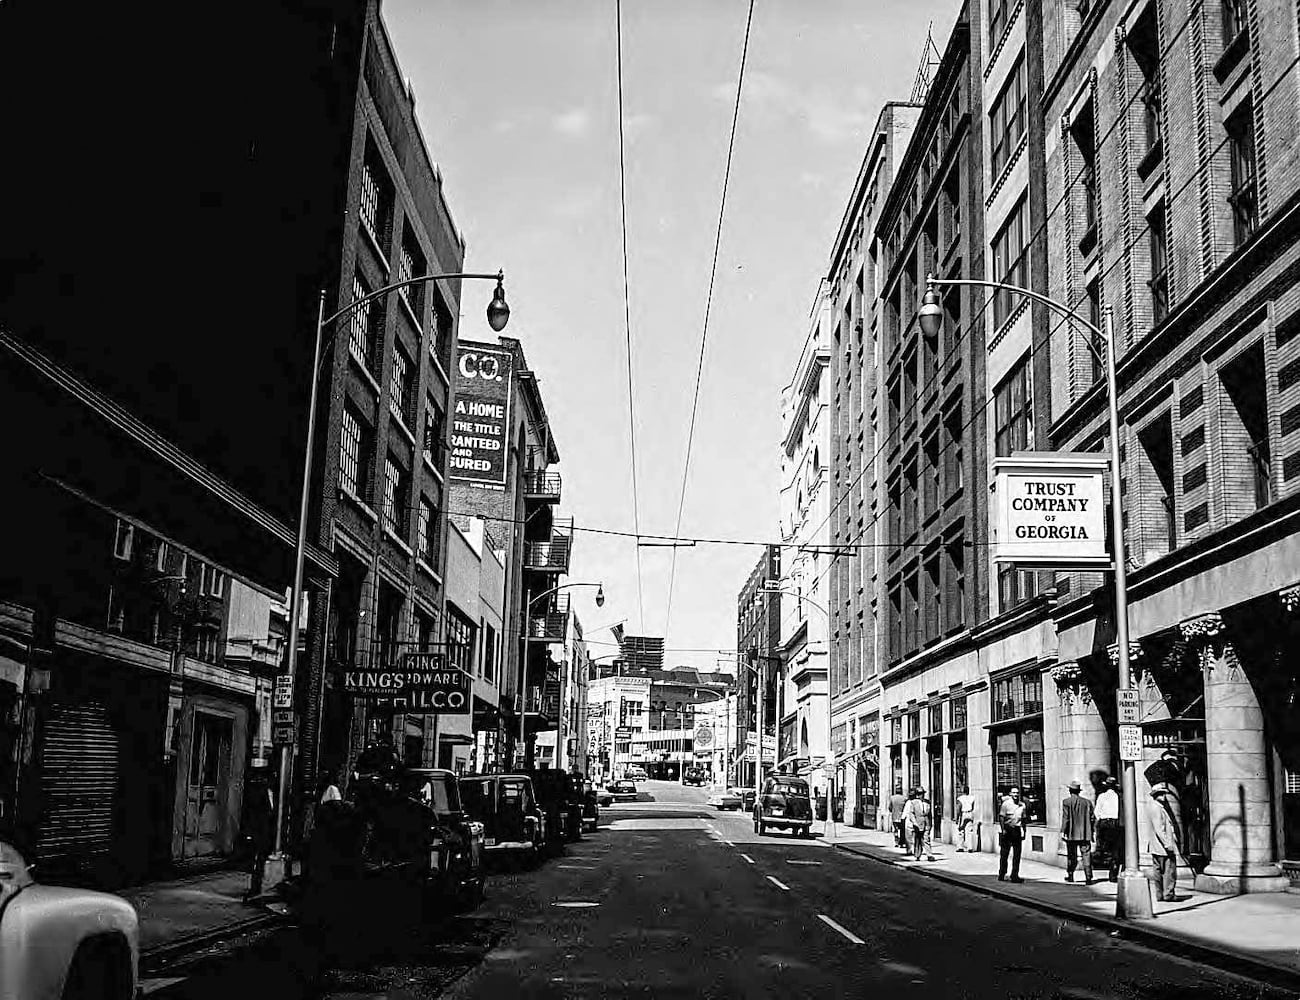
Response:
683,767,710,787
459,774,545,862
606,779,639,802
580,778,600,832
753,776,814,837
707,787,743,810
405,768,485,908
625,766,648,781
526,768,578,849
0,838,140,1000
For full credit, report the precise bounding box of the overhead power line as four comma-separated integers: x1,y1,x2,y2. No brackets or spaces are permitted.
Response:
614,0,647,634
663,0,756,641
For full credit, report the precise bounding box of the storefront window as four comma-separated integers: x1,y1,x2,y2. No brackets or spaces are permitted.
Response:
994,727,1045,824
950,695,968,730
951,735,969,793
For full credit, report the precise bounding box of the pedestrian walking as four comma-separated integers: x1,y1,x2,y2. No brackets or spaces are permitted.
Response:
955,785,977,852
904,788,935,861
889,784,908,848
1147,782,1181,902
1094,777,1122,882
1060,779,1095,883
997,787,1026,883
243,768,275,901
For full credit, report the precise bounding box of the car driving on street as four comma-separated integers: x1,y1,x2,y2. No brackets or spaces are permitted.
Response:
606,779,639,802
707,787,742,810
0,839,140,1000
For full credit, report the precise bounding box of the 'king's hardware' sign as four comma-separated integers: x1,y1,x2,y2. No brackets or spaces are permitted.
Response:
342,653,471,714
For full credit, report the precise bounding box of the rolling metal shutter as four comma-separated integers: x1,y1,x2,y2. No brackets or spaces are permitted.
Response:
35,702,121,871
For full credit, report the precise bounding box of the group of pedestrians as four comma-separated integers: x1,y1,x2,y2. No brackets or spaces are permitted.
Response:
887,785,936,862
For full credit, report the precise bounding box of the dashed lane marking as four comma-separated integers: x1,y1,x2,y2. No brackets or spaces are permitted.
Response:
766,875,791,891
739,853,755,864
817,914,865,944
786,860,822,866
552,901,601,908
556,865,598,870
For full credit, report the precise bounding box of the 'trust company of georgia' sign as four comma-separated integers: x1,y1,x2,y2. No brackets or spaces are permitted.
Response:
450,343,513,487
992,453,1110,569
342,653,471,715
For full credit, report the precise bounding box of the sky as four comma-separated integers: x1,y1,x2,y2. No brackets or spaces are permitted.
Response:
385,0,957,670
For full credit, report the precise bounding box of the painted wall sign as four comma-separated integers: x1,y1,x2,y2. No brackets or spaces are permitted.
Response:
992,453,1110,568
450,343,513,486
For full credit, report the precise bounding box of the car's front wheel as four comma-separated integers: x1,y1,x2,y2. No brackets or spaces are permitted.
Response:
62,935,133,1000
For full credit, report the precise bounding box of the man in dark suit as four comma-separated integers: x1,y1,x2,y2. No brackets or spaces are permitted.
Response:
1060,779,1095,883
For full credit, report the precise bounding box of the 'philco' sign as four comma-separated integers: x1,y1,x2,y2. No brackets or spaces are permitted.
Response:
992,453,1110,568
342,653,471,715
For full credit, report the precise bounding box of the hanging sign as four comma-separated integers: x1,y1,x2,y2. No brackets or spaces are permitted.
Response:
450,342,513,486
693,724,715,750
992,453,1110,568
1118,724,1143,761
344,653,471,715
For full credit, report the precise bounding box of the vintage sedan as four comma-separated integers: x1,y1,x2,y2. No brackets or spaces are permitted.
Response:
458,774,545,862
0,839,139,1000
707,787,743,811
406,768,485,909
605,780,639,803
753,776,814,837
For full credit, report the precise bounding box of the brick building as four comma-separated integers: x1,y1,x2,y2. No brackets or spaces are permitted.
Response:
0,0,472,879
1041,0,1300,891
826,101,922,829
736,547,781,787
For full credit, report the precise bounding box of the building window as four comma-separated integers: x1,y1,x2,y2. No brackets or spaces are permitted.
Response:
1227,105,1258,247
203,566,226,599
446,605,476,676
154,540,169,572
390,343,413,426
416,495,435,564
1148,204,1170,323
989,0,1012,45
339,406,372,500
943,401,964,498
348,273,381,374
989,58,1027,179
382,455,409,539
944,537,965,632
113,519,134,560
950,696,968,730
193,625,220,664
1130,11,1162,157
998,564,1038,612
398,228,426,324
993,671,1043,722
359,142,391,250
483,622,497,685
994,355,1032,457
992,671,1044,822
423,394,445,469
1222,0,1247,47
991,199,1029,328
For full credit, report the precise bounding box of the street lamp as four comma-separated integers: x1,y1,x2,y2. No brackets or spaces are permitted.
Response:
519,581,605,769
919,273,1151,920
262,269,509,890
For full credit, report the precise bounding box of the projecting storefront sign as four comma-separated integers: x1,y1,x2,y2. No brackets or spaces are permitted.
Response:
693,724,715,749
450,343,513,487
342,653,471,715
992,453,1110,568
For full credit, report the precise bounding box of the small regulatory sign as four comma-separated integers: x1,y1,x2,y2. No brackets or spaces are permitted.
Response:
1118,724,1143,762
273,674,293,709
1116,689,1140,725
272,709,295,725
272,722,296,745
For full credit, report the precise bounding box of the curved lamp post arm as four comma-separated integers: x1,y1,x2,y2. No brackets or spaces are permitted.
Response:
924,274,1106,361
322,270,506,329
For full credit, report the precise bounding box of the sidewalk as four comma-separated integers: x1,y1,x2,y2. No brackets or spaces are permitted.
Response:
827,825,1300,987
117,867,284,965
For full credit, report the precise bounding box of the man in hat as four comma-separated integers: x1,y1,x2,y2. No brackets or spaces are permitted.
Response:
889,783,908,849
1060,779,1095,883
1147,782,1181,902
903,787,935,861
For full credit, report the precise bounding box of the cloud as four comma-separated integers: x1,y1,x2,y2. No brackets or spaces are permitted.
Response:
713,70,871,145
552,106,592,137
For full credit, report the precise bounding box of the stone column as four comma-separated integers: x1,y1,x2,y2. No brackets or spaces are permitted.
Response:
1190,612,1289,894
1052,661,1112,792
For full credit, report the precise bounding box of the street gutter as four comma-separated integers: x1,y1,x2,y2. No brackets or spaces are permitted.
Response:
139,911,284,974
833,842,1300,993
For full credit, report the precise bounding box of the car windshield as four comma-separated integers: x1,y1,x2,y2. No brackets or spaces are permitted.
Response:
418,776,460,815
769,782,808,796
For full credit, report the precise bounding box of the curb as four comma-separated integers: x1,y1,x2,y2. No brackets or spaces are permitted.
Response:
139,911,284,973
833,842,1300,992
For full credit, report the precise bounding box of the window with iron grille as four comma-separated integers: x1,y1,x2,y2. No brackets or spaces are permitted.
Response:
994,355,1032,457
339,406,370,499
390,343,412,425
398,229,426,322
989,58,1026,179
1227,105,1258,247
1149,204,1170,322
349,274,379,372
359,144,391,248
992,199,1029,327
382,455,408,538
417,495,433,563
423,394,445,468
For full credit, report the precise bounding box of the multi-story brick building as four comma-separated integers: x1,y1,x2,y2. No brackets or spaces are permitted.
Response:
873,4,994,846
1042,0,1300,891
448,336,566,769
777,283,833,790
736,546,781,788
827,101,922,829
0,0,474,879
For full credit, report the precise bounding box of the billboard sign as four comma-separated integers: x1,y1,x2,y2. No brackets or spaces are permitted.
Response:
992,453,1110,568
450,343,513,486
342,653,471,715
693,724,714,750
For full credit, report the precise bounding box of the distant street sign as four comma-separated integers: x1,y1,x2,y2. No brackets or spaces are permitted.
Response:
1116,689,1140,725
1118,724,1143,761
272,722,296,745
762,580,782,592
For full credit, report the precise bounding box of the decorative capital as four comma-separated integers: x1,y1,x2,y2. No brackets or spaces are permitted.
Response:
1050,661,1084,686
1106,640,1143,666
1179,611,1224,643
1280,584,1300,614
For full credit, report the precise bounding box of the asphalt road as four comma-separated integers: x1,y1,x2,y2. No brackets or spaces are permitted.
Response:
144,780,1299,999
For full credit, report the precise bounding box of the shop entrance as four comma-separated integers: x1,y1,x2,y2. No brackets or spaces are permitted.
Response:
183,711,233,858
1142,719,1209,871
